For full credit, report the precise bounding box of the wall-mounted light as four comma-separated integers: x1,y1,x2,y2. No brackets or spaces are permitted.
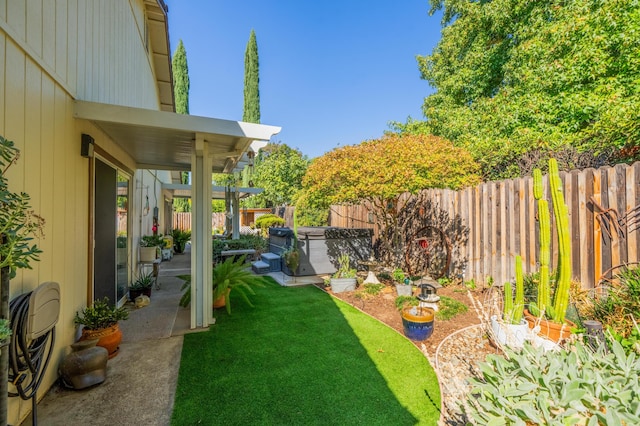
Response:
247,150,255,167
81,133,94,158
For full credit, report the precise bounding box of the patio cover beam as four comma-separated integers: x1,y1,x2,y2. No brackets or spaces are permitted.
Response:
73,101,280,330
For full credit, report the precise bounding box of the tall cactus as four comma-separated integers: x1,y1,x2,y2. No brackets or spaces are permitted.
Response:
549,158,571,324
529,159,572,324
503,273,513,322
513,255,524,324
530,169,551,317
505,255,525,324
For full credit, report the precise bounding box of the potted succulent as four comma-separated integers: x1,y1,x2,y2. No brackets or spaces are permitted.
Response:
74,297,129,359
178,256,267,314
140,234,164,262
330,253,357,293
523,159,575,342
393,268,413,297
490,255,530,348
171,229,191,254
129,271,154,300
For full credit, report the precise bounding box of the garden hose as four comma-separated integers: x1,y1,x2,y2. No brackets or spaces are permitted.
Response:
8,291,57,426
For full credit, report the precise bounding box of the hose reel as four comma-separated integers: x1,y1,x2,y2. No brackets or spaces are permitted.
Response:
8,281,60,426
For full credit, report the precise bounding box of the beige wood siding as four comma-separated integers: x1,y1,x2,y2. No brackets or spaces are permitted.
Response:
1,1,162,423
1,0,161,109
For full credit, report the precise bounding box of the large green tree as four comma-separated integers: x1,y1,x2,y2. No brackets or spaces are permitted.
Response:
242,143,309,208
418,0,640,179
298,134,481,264
172,39,191,213
243,29,260,123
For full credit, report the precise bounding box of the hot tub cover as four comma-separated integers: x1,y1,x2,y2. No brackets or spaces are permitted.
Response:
297,226,373,240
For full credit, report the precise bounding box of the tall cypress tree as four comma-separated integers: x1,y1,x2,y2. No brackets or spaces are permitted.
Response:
172,39,190,115
172,39,191,212
243,29,260,123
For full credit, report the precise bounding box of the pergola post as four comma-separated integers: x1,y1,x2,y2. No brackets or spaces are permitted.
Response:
190,133,213,328
232,189,241,239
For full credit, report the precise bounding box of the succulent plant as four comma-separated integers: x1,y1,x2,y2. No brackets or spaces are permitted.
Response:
462,339,640,425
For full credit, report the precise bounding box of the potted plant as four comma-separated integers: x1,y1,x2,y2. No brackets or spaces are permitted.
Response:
523,159,575,342
393,268,413,297
74,297,129,359
395,295,435,341
281,243,300,283
490,255,530,348
129,271,154,300
330,253,357,293
177,256,267,314
171,229,191,254
140,234,163,262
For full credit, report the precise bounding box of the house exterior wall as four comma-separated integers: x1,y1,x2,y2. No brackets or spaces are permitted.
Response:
0,1,165,423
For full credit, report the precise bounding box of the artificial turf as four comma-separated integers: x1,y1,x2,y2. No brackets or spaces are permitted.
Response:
171,277,441,425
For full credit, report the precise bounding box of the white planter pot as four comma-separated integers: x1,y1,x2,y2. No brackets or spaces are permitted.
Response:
490,315,530,349
140,247,157,262
330,278,356,293
395,284,413,297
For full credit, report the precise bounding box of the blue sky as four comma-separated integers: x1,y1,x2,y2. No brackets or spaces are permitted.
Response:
164,1,443,159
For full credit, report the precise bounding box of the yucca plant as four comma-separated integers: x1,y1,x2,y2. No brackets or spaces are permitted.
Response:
178,256,267,314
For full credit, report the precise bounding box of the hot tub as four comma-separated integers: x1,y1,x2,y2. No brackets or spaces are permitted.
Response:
269,226,373,276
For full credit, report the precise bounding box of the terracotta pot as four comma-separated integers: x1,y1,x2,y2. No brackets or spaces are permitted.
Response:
523,309,574,343
80,323,123,359
401,306,435,341
213,289,230,309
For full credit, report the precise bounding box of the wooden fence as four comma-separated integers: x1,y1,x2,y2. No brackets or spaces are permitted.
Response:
327,162,640,290
173,212,226,232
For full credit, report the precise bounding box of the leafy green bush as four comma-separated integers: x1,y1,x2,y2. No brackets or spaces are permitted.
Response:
362,283,384,295
392,268,406,283
436,296,468,321
463,340,640,425
254,214,285,236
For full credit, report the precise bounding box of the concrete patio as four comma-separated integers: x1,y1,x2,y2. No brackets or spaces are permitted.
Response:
20,249,196,426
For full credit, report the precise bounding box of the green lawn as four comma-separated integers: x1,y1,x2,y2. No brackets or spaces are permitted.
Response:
171,277,441,425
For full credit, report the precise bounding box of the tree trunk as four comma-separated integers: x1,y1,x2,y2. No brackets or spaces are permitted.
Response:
0,264,9,426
